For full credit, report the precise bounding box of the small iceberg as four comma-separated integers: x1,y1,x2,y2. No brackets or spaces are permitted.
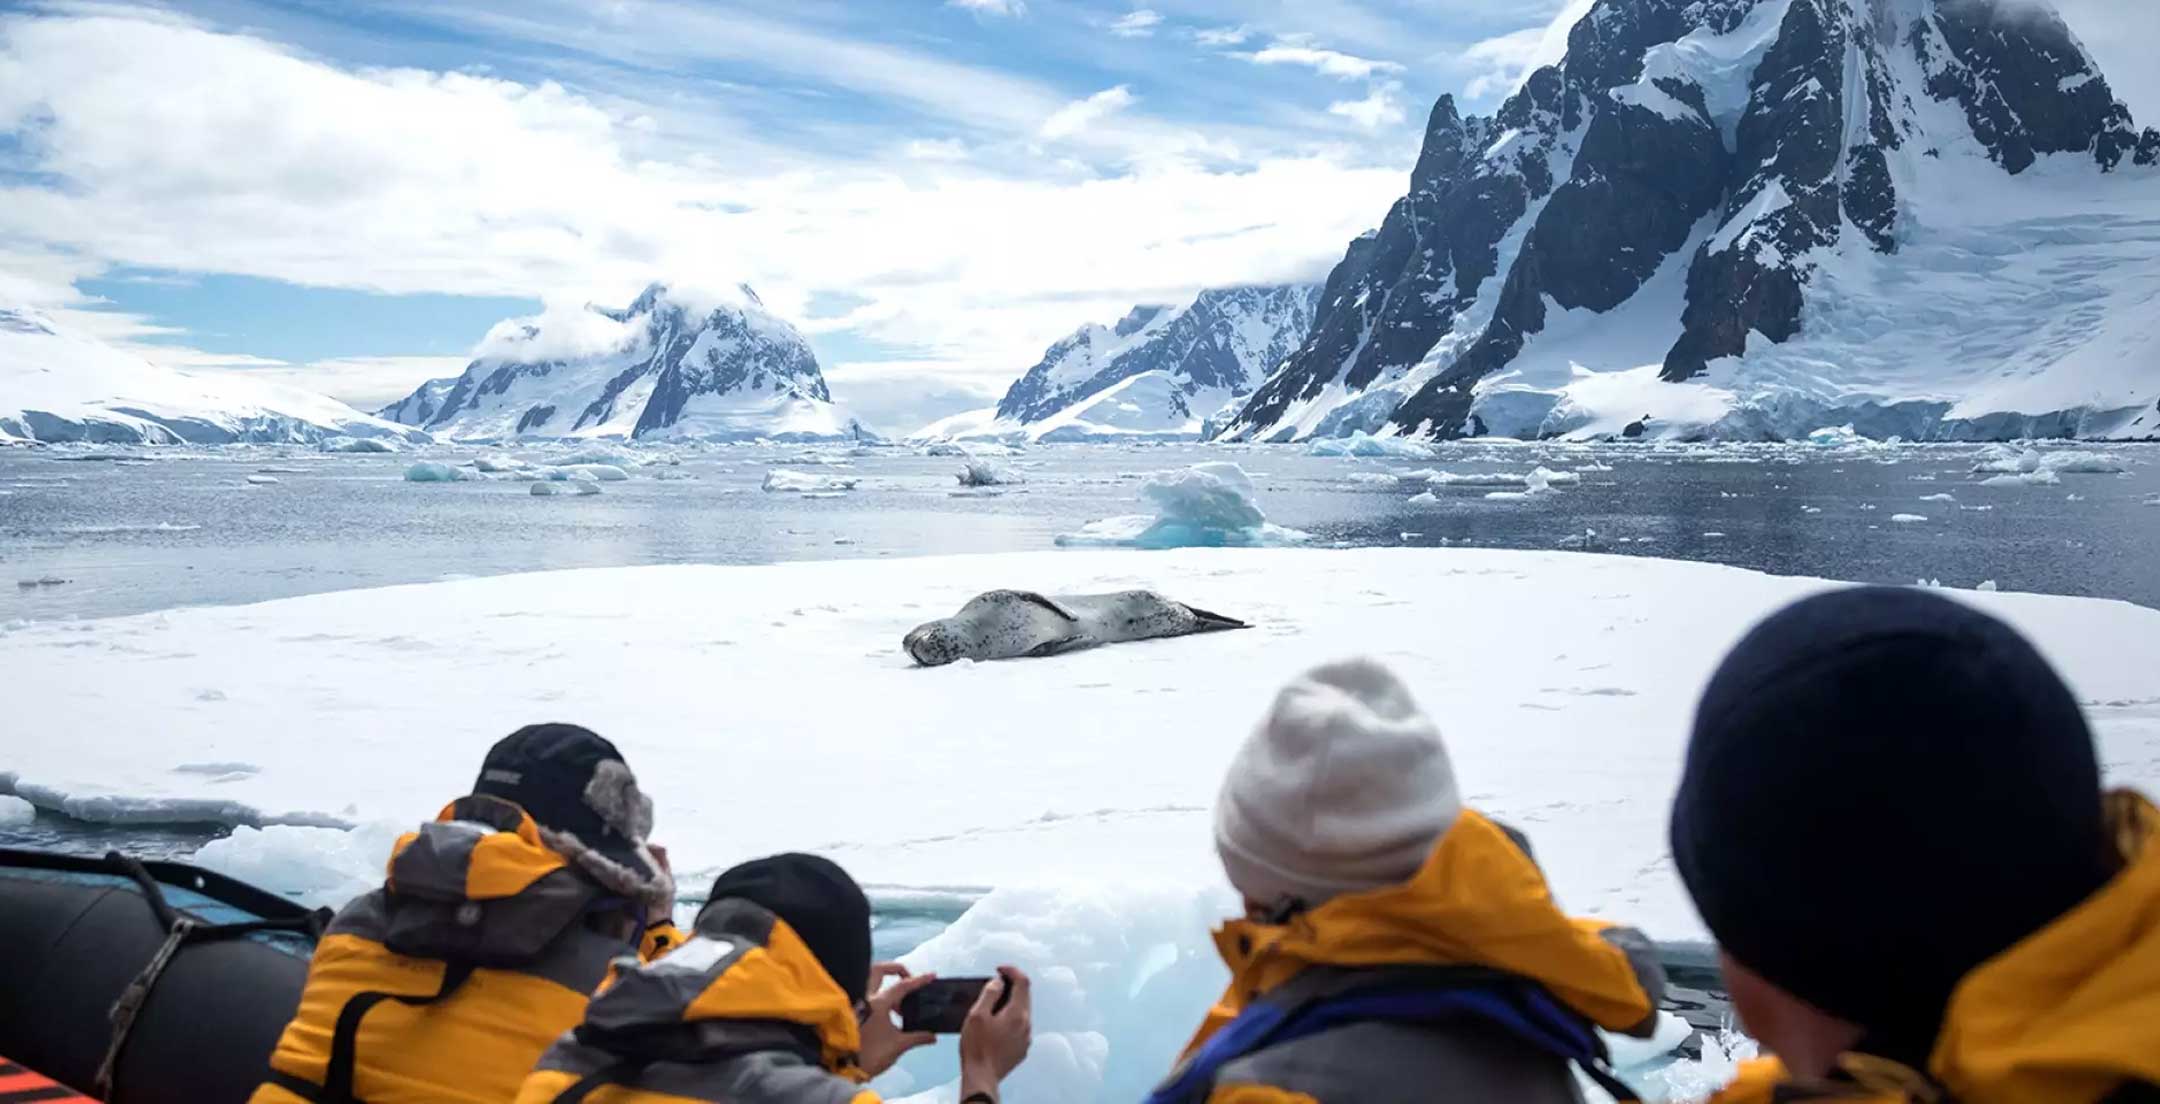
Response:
1057,462,1309,549
763,470,860,494
0,794,33,825
1483,467,1572,502
1307,431,1436,460
956,459,1024,488
1978,470,2061,487
245,474,281,485
559,463,630,482
1891,513,1928,524
1805,424,1867,448
320,436,398,454
404,461,471,483
473,455,528,474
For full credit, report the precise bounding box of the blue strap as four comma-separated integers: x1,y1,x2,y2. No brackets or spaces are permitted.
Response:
1148,982,1638,1104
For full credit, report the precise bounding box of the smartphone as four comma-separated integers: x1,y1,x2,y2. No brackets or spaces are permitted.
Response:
898,975,1005,1034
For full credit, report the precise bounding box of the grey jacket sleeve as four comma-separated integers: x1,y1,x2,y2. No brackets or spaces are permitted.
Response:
1597,925,1669,1038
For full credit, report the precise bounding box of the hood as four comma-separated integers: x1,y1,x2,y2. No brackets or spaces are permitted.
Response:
577,897,865,1080
1931,789,2160,1103
1186,808,1653,1055
389,794,573,901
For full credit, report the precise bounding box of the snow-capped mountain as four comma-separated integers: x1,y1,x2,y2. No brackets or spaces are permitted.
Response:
936,284,1319,441
381,283,853,441
0,305,422,445
1216,0,2160,443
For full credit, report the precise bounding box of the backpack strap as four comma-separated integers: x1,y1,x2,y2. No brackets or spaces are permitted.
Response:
1148,978,1641,1104
266,960,477,1104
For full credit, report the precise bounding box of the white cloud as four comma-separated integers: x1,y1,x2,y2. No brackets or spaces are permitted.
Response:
1108,10,1163,38
212,355,473,410
946,0,1026,14
1245,39,1405,82
1329,82,1407,130
1194,25,1251,47
1040,85,1138,140
0,8,1409,395
1461,0,1591,103
903,138,971,162
2053,0,2160,124
821,359,1008,434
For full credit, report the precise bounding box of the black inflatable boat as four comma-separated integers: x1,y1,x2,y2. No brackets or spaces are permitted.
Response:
0,848,327,1103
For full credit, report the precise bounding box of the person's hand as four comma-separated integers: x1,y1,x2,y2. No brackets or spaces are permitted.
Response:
857,963,937,1078
959,965,1032,1095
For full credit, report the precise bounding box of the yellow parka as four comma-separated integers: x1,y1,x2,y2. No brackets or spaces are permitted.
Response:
1706,790,2160,1104
252,795,684,1104
1165,808,1664,1104
514,896,877,1104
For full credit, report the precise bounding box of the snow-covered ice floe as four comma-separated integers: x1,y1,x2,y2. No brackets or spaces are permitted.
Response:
7,550,2157,1102
762,469,860,494
1305,430,1436,460
1056,462,1309,548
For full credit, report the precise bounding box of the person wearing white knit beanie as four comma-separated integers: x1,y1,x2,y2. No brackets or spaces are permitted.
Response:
1213,656,1462,912
1147,657,1669,1104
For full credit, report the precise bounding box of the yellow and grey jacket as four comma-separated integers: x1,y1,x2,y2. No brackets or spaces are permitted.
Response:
1162,809,1665,1104
253,795,684,1104
514,897,876,1104
1707,790,2160,1104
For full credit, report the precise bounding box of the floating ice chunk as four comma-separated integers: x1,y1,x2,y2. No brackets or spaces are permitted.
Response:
560,463,630,482
529,481,560,496
2066,493,2085,502
1918,493,1956,503
1891,514,1927,523
256,466,308,475
1977,580,1999,592
193,821,409,909
245,474,280,485
1307,431,1436,460
1978,470,2061,487
1702,531,1727,539
1805,424,1865,447
558,446,639,468
1056,462,1308,549
403,461,471,483
1407,490,1438,505
571,482,602,496
763,469,859,493
473,455,528,473
1800,505,1823,514
2146,495,2160,507
0,794,32,825
1483,466,1573,501
1344,472,1402,486
319,436,398,454
1575,461,1615,472
957,459,1024,488
2038,451,2127,475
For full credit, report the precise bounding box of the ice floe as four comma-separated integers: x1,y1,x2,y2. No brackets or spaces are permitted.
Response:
403,461,471,483
1891,514,1928,524
763,469,860,494
1306,431,1436,460
1055,462,1309,548
319,436,399,454
956,459,1024,488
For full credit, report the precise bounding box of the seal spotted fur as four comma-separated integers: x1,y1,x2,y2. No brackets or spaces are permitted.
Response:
903,589,1247,667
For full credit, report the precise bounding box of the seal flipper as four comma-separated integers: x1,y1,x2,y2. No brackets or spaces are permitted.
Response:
1009,590,1080,622
1025,635,1090,658
1181,604,1249,632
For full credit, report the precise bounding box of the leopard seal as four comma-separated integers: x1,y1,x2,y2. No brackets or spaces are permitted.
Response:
903,589,1248,667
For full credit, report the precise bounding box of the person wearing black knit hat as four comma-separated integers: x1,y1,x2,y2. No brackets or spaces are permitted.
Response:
1672,587,2160,1103
516,853,1035,1104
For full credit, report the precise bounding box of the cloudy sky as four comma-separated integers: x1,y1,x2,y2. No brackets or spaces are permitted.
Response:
2,0,2153,432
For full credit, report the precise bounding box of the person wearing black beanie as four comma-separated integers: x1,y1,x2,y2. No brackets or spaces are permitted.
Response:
1671,587,2160,1102
515,853,1036,1104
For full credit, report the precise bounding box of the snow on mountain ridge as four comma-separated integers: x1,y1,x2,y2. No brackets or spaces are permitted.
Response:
1217,0,2160,444
0,304,423,445
973,284,1321,441
381,282,852,441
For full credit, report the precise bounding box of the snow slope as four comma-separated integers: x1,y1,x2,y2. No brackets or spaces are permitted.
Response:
379,283,855,442
4,548,2154,943
0,306,425,445
1218,0,2160,444
949,285,1320,442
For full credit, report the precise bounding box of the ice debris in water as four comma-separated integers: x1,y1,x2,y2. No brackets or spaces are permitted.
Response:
1891,513,1927,523
1977,579,1999,592
1978,469,2061,487
1642,1028,1760,1103
194,822,410,910
956,459,1024,488
319,436,398,454
1344,472,1402,486
1800,505,1823,514
1972,446,2126,476
560,463,630,482
530,482,561,497
1306,431,1436,460
1407,490,1439,505
245,474,280,485
0,794,33,825
1055,462,1309,548
1805,424,1866,447
763,469,860,494
473,455,527,473
1483,466,1573,502
404,461,472,483
1919,493,1956,503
